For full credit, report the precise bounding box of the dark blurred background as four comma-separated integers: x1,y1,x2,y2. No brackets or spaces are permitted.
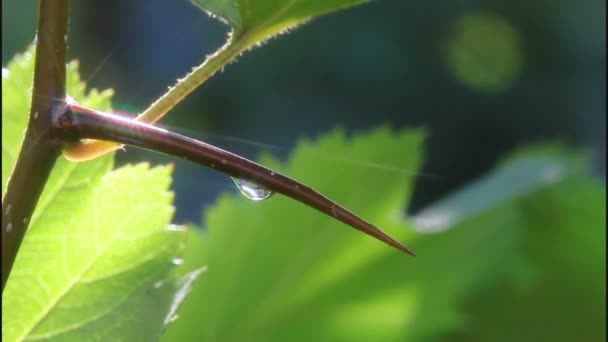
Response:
2,0,605,224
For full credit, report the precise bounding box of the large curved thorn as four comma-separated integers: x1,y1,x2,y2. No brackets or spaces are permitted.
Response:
64,104,415,256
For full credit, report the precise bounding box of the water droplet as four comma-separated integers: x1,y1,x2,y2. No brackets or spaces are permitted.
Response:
154,281,164,289
172,257,184,265
232,178,273,201
6,222,13,232
34,111,39,119
270,171,276,176
5,204,12,215
22,217,29,224
2,68,9,78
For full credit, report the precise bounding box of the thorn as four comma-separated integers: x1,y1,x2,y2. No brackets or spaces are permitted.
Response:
68,107,415,256
330,204,416,256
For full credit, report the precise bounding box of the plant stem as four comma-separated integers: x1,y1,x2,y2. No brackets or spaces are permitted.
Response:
63,31,254,161
65,104,415,256
1,0,69,291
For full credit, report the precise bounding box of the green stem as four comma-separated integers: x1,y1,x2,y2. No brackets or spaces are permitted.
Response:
2,0,69,291
64,32,255,161
137,32,251,123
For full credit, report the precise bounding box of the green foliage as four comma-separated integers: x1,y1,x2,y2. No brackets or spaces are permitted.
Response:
2,48,34,191
192,0,370,45
2,47,195,341
2,47,114,196
2,2,605,339
446,175,605,342
411,145,583,231
163,128,605,341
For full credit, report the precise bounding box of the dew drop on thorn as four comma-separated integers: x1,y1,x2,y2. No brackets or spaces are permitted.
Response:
232,178,273,201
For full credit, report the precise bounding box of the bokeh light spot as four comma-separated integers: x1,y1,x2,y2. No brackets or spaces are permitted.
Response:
443,13,523,94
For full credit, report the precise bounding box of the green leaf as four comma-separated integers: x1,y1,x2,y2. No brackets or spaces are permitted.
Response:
406,145,605,342
411,145,582,232
131,0,374,135
192,0,370,45
163,126,604,341
2,48,35,193
162,127,526,341
445,172,606,342
2,46,115,198
2,47,192,341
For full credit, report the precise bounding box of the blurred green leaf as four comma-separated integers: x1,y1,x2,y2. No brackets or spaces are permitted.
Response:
192,0,370,45
2,47,193,341
409,145,606,341
162,127,530,341
411,145,581,232
163,126,604,341
445,173,606,342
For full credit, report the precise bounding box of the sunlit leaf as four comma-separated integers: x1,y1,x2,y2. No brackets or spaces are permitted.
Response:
192,0,371,47
162,128,524,341
2,47,193,341
163,127,605,341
